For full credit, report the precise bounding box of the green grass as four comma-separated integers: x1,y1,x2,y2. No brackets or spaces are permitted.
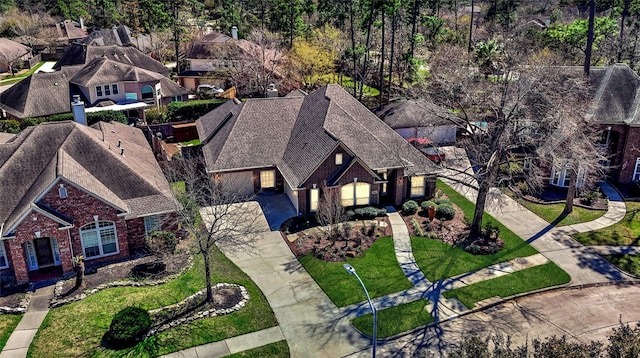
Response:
603,255,640,276
0,314,22,350
0,62,45,84
573,202,640,246
351,299,434,338
299,237,412,307
509,193,606,226
312,74,380,97
28,247,277,358
180,139,201,146
442,262,570,308
412,181,538,281
227,340,290,357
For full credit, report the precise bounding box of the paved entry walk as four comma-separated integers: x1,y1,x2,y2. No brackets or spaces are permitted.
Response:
0,285,53,358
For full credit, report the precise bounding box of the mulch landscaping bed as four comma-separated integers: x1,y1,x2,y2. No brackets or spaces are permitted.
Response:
401,204,469,245
285,217,393,262
56,252,191,299
0,285,28,309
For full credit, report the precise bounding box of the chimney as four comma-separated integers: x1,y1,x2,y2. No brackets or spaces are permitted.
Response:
79,17,84,29
71,95,87,125
231,26,238,40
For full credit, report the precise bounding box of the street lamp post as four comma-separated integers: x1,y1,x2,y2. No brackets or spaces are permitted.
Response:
344,263,377,358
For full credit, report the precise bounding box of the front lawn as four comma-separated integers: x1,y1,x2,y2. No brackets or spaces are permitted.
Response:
573,201,640,246
351,299,434,338
28,247,277,358
513,198,606,226
299,237,412,307
227,340,289,358
0,314,21,350
442,262,570,308
413,182,538,281
603,255,640,276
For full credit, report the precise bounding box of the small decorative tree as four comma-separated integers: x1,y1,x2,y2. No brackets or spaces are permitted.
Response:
315,182,345,241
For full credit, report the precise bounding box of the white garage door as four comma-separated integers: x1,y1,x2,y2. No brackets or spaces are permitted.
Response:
220,171,254,196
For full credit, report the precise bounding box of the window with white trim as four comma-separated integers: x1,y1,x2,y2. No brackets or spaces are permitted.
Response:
550,164,586,188
112,84,119,94
310,188,319,212
0,242,8,269
260,170,276,189
80,221,118,259
410,176,426,197
96,86,103,96
633,158,640,182
58,184,67,199
379,170,388,195
144,215,162,235
104,85,111,96
341,182,370,207
335,153,343,165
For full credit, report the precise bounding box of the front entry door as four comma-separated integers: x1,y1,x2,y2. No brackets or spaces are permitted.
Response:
33,238,54,268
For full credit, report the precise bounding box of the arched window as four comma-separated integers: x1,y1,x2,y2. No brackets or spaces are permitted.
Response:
141,85,154,100
79,221,118,259
341,182,370,207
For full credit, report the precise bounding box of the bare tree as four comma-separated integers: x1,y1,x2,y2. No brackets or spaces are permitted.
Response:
315,181,345,240
417,44,597,237
163,158,263,303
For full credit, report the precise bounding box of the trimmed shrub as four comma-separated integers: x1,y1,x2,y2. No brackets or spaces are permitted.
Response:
345,210,355,220
436,203,456,220
87,111,128,125
106,306,151,348
421,200,437,211
167,99,227,121
145,106,169,124
0,119,20,134
402,200,419,215
434,198,452,206
146,231,177,256
353,206,387,219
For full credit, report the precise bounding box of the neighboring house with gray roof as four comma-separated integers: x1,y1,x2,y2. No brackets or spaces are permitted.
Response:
376,99,459,144
0,120,176,284
81,25,153,53
197,84,441,214
0,48,187,120
53,44,170,77
0,38,32,73
578,63,640,188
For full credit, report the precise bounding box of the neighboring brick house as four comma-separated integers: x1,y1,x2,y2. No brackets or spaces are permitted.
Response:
548,64,640,190
0,45,187,121
196,84,441,215
0,120,176,284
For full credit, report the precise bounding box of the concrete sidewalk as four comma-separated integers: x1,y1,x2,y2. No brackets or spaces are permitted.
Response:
0,286,53,358
439,146,636,285
160,326,285,358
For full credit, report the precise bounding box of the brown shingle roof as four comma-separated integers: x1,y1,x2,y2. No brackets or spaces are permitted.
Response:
54,44,170,76
70,57,163,87
0,38,31,63
197,84,440,188
0,66,81,118
0,121,175,234
376,99,459,128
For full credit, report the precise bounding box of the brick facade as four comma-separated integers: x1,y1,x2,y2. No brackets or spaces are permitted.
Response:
4,181,150,284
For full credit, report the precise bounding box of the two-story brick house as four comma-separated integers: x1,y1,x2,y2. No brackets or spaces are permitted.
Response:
0,120,176,284
196,84,441,215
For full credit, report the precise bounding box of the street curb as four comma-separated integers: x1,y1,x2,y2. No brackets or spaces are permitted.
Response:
368,280,640,343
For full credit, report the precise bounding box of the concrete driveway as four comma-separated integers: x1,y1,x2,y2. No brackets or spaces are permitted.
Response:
208,202,369,358
254,193,297,231
358,283,640,357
